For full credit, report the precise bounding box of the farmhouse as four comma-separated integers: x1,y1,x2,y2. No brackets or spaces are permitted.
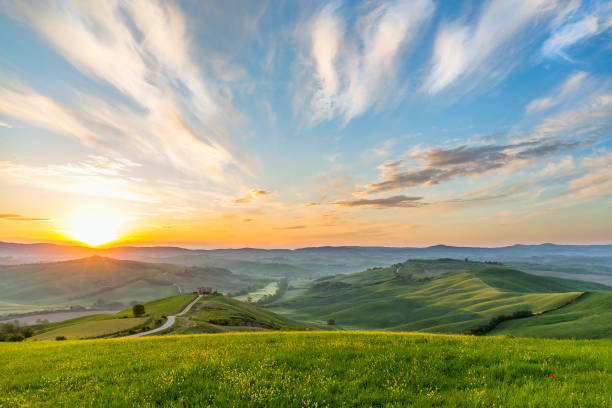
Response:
197,287,213,295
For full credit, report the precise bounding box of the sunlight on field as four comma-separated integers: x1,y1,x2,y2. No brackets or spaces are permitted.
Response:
234,282,278,302
29,317,147,340
1,332,610,407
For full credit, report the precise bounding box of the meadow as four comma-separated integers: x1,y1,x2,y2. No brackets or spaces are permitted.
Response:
266,261,612,337
27,294,197,340
0,332,610,407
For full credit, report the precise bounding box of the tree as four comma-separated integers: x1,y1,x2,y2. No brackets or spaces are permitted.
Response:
132,304,145,317
327,318,336,325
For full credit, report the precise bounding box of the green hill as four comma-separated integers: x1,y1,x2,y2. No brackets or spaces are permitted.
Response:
28,294,197,340
491,291,612,339
27,294,307,340
0,257,265,311
473,267,610,292
172,294,309,334
1,332,610,407
265,260,612,338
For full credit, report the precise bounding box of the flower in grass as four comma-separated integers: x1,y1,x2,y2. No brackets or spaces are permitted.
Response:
550,374,555,379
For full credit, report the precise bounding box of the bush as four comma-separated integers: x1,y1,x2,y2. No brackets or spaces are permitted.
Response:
327,319,336,325
56,336,67,341
132,304,146,317
8,334,25,342
471,310,534,335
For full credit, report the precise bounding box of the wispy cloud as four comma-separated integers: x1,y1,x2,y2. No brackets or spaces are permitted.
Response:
0,213,50,221
424,0,558,94
0,120,11,128
332,195,425,208
296,0,435,124
542,2,612,60
526,71,590,113
233,189,274,204
365,138,583,193
0,0,246,187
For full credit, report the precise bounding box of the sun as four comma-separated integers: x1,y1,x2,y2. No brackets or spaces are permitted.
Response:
67,215,124,247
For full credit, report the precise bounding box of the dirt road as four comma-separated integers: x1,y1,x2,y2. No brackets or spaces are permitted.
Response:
126,295,202,338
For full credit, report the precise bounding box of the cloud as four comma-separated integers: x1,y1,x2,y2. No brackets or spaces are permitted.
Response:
424,0,558,94
233,189,273,204
0,156,159,203
526,71,589,113
273,225,307,230
296,0,435,124
366,139,584,193
542,3,612,60
332,195,425,208
0,0,246,186
0,213,50,221
0,120,11,128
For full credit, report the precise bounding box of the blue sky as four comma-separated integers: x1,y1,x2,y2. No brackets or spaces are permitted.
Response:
0,0,611,247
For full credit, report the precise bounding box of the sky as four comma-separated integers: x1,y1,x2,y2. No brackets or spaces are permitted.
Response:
0,0,611,248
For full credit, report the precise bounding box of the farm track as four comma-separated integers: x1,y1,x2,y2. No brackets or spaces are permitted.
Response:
126,294,201,338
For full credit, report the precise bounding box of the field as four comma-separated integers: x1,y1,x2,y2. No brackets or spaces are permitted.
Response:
264,261,612,337
176,294,308,334
27,294,197,340
491,291,612,339
0,332,610,407
28,317,148,341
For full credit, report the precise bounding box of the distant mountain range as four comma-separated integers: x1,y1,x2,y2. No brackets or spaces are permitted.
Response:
1,241,611,263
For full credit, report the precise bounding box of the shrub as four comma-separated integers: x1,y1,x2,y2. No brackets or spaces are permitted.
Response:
327,319,336,325
8,334,24,342
132,304,146,317
56,336,67,341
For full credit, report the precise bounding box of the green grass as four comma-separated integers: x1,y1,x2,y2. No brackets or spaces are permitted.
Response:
491,291,612,339
473,267,611,292
115,294,196,317
28,294,196,338
28,317,148,340
265,261,612,338
0,332,610,407
178,294,308,334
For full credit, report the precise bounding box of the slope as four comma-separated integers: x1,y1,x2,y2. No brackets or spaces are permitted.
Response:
491,291,612,339
265,260,611,337
1,332,610,407
0,256,265,310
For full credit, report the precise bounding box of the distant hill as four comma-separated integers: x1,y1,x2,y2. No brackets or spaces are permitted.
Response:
264,259,612,339
0,257,265,311
2,241,611,282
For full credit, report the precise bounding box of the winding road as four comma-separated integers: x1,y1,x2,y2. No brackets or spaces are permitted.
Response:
126,294,202,338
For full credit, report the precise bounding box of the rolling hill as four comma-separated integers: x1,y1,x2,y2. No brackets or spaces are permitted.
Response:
2,241,611,282
0,257,266,312
27,293,308,340
265,259,612,338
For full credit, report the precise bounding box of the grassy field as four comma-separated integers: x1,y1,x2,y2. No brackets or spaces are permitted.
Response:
0,332,610,407
176,294,308,334
28,317,148,340
491,291,612,339
27,294,197,340
265,260,612,337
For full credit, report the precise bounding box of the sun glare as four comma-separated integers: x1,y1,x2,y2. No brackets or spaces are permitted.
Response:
67,215,124,246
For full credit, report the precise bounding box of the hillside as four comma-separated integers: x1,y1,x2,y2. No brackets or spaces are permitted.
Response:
27,294,307,340
1,332,610,407
491,291,612,339
166,294,309,334
0,257,265,312
265,260,612,338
